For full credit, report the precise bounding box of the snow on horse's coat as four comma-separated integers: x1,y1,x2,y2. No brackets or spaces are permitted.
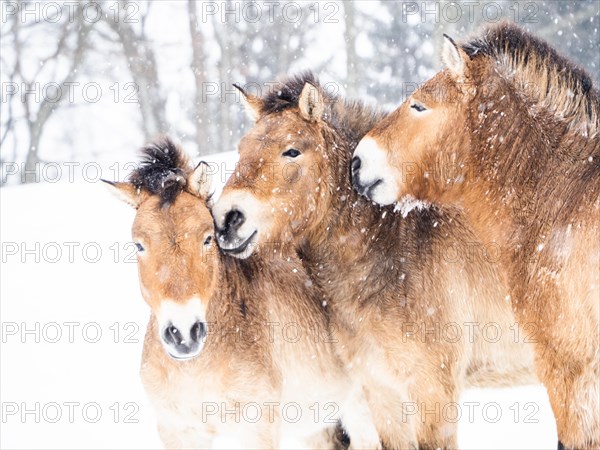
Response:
355,22,600,450
107,138,381,449
213,72,536,449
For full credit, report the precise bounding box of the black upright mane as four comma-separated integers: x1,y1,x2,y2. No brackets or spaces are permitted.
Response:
259,71,388,144
260,71,323,115
129,137,190,207
461,22,598,127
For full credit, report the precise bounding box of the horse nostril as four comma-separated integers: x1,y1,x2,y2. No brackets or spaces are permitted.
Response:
224,209,245,230
164,324,183,346
351,156,362,173
190,321,206,343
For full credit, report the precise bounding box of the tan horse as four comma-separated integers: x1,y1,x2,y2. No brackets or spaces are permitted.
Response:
352,22,599,450
212,73,536,449
105,138,381,449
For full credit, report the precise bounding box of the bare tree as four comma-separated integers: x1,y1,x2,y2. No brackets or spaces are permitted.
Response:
188,0,213,155
212,2,238,153
343,2,359,97
103,2,167,140
2,3,93,183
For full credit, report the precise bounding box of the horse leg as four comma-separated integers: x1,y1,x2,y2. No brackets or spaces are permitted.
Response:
363,382,420,450
535,342,599,450
339,382,382,449
418,390,459,450
524,283,599,449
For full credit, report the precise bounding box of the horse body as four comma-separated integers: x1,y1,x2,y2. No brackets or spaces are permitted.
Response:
213,74,535,448
108,139,380,449
298,198,535,446
140,313,278,448
463,53,600,448
141,256,362,449
354,23,600,449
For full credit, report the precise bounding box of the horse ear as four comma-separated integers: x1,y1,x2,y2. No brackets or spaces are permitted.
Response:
188,161,213,200
234,83,262,122
298,82,325,122
102,179,145,208
442,34,469,80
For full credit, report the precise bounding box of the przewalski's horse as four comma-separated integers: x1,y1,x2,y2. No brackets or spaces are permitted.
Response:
105,138,381,449
212,73,535,449
351,22,599,450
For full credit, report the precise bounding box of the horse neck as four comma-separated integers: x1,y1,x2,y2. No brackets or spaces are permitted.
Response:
299,140,406,294
474,82,555,183
295,105,423,299
302,124,384,252
218,253,299,310
208,254,255,321
454,76,599,244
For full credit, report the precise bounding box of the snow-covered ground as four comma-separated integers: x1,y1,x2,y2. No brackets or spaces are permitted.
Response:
1,150,557,449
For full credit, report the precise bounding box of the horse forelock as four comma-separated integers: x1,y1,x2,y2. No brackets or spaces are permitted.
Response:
259,71,322,115
129,137,191,207
462,22,599,135
260,71,386,140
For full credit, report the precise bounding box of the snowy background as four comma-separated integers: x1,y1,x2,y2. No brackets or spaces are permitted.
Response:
1,1,598,448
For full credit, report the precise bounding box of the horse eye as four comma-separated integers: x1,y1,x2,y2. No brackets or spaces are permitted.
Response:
135,242,145,252
203,235,212,246
282,148,301,158
411,102,427,113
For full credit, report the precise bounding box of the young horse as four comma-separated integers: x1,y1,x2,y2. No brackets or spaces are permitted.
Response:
105,138,381,449
352,23,599,450
212,73,536,449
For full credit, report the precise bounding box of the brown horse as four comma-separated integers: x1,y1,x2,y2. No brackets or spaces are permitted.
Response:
352,22,599,450
212,73,536,449
105,138,381,449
